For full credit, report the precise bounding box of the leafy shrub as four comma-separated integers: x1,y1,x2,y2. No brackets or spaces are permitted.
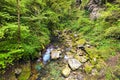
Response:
0,23,50,69
104,27,120,39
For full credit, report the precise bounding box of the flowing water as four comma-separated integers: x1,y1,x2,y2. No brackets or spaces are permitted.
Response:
29,44,65,80
42,46,53,64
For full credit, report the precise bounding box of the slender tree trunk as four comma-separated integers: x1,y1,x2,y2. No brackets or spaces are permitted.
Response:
17,0,20,43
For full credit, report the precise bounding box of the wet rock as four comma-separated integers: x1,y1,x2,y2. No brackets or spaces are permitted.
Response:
15,68,22,78
51,49,61,59
62,65,71,77
68,59,82,70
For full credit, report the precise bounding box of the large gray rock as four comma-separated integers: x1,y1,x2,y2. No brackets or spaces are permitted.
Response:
51,49,61,59
68,59,82,70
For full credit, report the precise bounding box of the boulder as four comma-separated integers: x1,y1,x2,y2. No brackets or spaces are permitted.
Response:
62,65,71,77
68,59,82,70
51,49,61,59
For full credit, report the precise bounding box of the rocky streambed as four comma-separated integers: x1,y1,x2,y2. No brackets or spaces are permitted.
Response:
32,29,107,80
1,29,108,80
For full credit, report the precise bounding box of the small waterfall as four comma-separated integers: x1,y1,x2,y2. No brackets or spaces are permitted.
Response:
43,46,53,64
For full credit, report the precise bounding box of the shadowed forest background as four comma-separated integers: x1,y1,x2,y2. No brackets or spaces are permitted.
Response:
0,0,120,80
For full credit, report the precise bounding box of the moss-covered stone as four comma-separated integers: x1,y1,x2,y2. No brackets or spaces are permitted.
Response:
18,62,31,80
62,65,71,77
76,39,86,45
84,62,94,74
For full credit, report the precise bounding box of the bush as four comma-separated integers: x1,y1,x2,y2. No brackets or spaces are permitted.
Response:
104,27,120,39
0,23,50,69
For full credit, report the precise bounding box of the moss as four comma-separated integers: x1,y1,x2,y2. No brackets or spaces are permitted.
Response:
84,63,94,74
76,39,86,45
18,62,31,80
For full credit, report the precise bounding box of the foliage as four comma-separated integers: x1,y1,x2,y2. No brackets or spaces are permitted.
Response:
0,23,49,69
0,0,78,70
0,1,120,79
0,22,50,69
104,27,120,39
70,1,120,60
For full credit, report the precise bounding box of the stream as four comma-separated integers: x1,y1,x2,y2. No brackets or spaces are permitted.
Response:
0,30,107,80
42,45,54,64
30,44,65,80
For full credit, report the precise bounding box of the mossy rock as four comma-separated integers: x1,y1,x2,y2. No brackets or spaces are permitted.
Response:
74,55,88,63
18,62,31,80
76,39,86,45
84,62,94,74
62,65,71,77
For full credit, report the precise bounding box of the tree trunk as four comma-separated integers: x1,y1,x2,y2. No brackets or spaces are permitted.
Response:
17,0,20,43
